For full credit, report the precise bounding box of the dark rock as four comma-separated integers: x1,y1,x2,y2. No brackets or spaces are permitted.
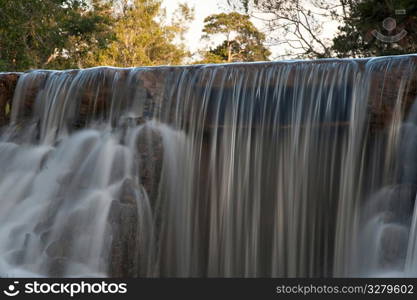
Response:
11,71,49,124
0,73,20,126
378,224,408,270
6,250,25,266
48,257,70,277
46,240,68,259
109,183,143,277
136,125,164,209
120,179,138,205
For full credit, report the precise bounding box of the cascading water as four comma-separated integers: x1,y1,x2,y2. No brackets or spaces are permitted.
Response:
1,56,417,277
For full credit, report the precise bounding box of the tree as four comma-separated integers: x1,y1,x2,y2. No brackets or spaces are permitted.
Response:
332,0,417,57
228,0,349,59
0,0,114,71
197,12,270,64
92,0,194,67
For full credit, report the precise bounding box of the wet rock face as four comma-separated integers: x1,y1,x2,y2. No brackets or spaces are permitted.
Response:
2,60,417,134
108,190,140,277
0,73,20,126
136,125,164,209
109,127,164,277
378,224,409,271
2,59,417,277
368,57,417,131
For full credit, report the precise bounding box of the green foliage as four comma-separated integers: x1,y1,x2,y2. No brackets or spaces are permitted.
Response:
333,0,417,57
230,0,417,58
92,0,194,67
227,0,335,59
0,0,114,71
197,12,270,63
0,0,194,70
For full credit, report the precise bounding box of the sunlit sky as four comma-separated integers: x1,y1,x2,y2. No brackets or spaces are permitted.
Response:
162,0,223,55
162,0,339,60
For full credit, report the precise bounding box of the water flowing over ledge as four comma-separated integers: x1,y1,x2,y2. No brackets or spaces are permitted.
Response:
1,55,417,277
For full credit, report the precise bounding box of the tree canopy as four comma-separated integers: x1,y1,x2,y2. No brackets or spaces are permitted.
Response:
197,12,270,63
0,0,114,71
0,0,194,71
332,0,417,57
230,0,417,59
92,0,194,67
227,0,338,58
3,0,416,70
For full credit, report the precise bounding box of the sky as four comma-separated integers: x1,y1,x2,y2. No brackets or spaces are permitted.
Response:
162,0,224,54
161,0,339,60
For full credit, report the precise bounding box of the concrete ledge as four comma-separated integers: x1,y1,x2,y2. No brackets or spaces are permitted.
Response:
1,55,417,131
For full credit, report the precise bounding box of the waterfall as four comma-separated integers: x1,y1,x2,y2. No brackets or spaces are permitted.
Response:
1,56,417,277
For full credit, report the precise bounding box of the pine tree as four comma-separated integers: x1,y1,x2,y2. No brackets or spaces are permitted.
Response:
197,12,270,64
